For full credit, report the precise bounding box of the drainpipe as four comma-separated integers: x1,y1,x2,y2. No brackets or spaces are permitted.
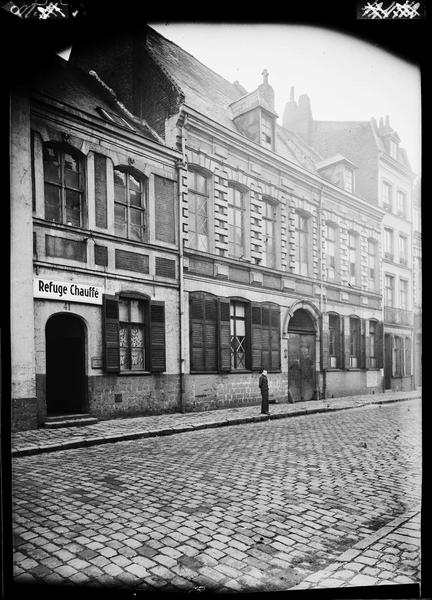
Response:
176,110,187,413
318,185,326,400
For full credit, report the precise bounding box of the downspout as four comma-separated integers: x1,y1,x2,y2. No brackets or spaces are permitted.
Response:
318,185,326,400
176,110,187,413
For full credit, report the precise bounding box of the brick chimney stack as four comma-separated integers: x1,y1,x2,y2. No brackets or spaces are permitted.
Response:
282,89,313,142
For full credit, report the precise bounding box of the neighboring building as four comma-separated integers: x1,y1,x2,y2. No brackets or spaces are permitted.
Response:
283,94,419,392
412,178,422,388
69,27,385,414
10,55,183,430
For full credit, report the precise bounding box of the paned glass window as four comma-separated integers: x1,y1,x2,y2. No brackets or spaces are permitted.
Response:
326,224,337,280
382,181,392,211
119,298,146,371
399,235,408,265
397,190,406,217
261,114,273,149
114,170,146,241
400,279,408,310
262,200,276,268
43,145,84,226
368,239,377,289
385,275,394,307
296,212,309,276
188,170,209,252
230,301,247,370
348,232,358,285
228,186,245,258
344,168,354,193
384,228,394,258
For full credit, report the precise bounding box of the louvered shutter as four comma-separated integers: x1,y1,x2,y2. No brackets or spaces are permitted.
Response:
251,303,263,371
322,314,329,371
376,321,384,369
94,153,107,229
204,297,218,371
190,293,205,372
261,306,271,371
103,294,120,372
154,175,176,243
218,298,231,372
150,301,166,372
365,320,370,369
270,306,281,371
360,319,366,369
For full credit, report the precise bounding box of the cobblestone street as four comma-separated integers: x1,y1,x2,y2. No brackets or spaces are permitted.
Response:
12,399,421,593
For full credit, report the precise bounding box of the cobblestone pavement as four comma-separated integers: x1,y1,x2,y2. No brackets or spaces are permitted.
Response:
291,510,421,589
12,389,421,456
12,399,421,593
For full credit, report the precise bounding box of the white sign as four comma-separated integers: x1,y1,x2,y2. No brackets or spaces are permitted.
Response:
34,277,103,305
366,370,378,388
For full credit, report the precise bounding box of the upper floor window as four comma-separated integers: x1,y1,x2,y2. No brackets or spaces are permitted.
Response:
344,168,354,193
389,139,398,160
114,169,146,241
228,186,245,258
396,190,406,218
382,181,392,212
261,114,273,150
367,239,378,290
385,274,394,307
43,145,84,227
400,279,408,310
188,170,209,252
384,228,394,260
326,223,337,281
348,232,359,285
399,234,408,266
349,317,360,368
262,199,277,269
295,212,310,276
230,301,247,370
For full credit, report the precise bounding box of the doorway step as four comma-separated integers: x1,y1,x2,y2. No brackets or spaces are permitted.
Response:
44,414,98,429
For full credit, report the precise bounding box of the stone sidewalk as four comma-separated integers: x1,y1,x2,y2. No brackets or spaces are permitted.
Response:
12,389,421,456
290,509,421,590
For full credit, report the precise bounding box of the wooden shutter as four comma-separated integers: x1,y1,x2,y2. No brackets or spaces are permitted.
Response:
154,175,176,243
190,293,205,372
94,153,107,229
251,303,263,371
360,318,366,369
218,298,231,372
321,314,329,371
204,297,218,371
103,294,120,373
376,321,384,369
150,301,166,372
270,306,281,371
261,306,271,371
405,336,412,376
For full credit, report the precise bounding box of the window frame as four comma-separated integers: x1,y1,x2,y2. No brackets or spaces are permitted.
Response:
114,167,147,241
118,296,148,372
384,227,394,260
349,316,361,368
328,313,341,369
396,190,406,217
188,168,210,252
43,143,85,228
368,319,378,368
227,185,246,259
382,181,393,211
295,211,310,276
261,198,277,269
348,231,359,286
367,238,378,290
398,234,408,266
385,274,395,307
326,222,338,281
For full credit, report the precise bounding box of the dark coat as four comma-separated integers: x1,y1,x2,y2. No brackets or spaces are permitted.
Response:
259,374,269,395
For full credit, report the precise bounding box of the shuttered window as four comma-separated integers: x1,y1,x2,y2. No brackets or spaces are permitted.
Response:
349,317,361,368
102,294,166,373
328,313,342,369
189,294,280,373
155,175,176,244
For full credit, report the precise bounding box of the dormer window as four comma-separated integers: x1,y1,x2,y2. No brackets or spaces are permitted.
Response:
389,138,398,160
261,113,273,150
343,167,354,193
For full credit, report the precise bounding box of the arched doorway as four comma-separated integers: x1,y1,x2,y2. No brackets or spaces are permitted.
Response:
288,308,316,402
45,314,87,415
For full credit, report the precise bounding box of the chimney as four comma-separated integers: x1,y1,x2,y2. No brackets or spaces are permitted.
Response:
379,117,384,129
385,115,390,127
283,93,313,141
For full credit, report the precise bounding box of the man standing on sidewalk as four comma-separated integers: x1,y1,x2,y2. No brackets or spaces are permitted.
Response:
259,369,270,415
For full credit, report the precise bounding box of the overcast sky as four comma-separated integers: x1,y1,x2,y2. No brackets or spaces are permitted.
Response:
149,23,421,177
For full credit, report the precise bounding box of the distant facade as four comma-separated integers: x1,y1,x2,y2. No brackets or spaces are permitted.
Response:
284,95,420,392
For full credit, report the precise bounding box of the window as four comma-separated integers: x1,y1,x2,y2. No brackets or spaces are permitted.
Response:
384,228,394,260
230,301,247,370
382,181,392,211
43,145,84,226
393,336,402,376
344,168,354,193
389,139,398,160
399,235,408,265
385,275,394,307
188,170,209,252
348,232,359,285
251,304,281,372
295,212,309,276
189,293,218,372
114,169,146,241
400,279,408,310
326,224,337,281
367,239,377,289
261,114,273,150
102,295,166,373
369,320,377,368
228,186,245,258
397,191,406,217
119,298,146,371
328,313,341,368
262,199,276,268
349,317,360,368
